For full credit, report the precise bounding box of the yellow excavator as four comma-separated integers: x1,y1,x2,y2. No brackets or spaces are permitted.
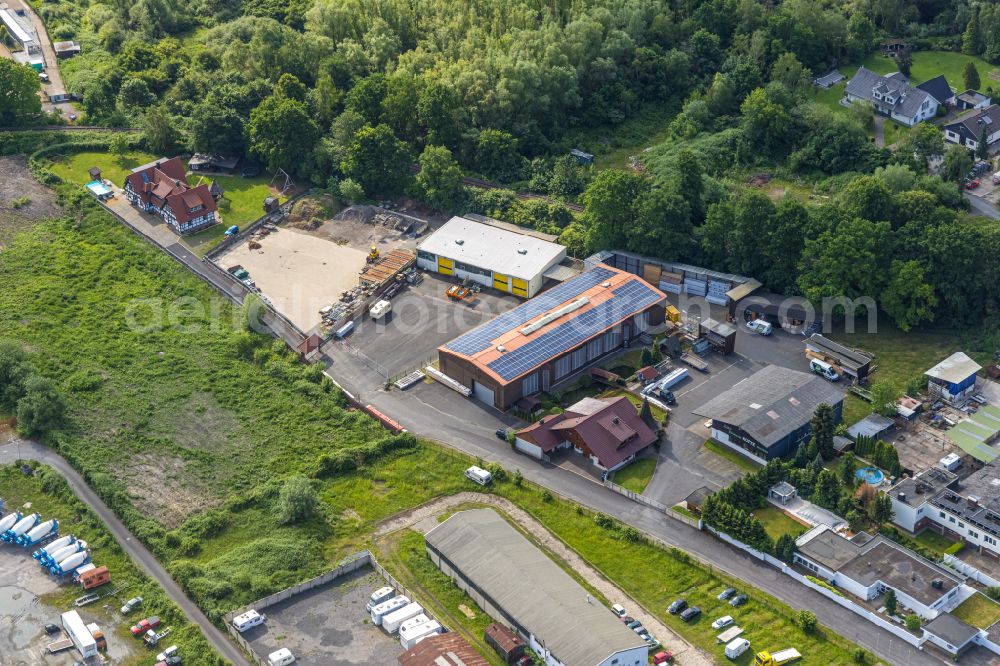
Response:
367,245,380,263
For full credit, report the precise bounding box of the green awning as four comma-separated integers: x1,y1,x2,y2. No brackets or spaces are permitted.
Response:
948,430,998,462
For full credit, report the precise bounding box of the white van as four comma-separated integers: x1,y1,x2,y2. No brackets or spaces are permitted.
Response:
746,319,772,336
465,466,492,486
810,358,839,381
267,647,295,666
370,300,392,320
725,638,750,660
232,610,264,633
367,586,394,611
371,595,410,625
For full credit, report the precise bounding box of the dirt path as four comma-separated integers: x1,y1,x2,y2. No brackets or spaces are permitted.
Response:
376,492,715,666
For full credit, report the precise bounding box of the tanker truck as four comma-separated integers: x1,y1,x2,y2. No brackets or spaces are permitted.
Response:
51,550,91,577
17,519,58,547
44,541,87,570
2,513,40,543
0,511,23,535
34,534,75,563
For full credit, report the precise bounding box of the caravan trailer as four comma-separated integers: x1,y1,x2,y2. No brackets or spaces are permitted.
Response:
370,595,409,625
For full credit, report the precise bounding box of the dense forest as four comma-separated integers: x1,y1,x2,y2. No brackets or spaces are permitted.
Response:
4,0,1000,332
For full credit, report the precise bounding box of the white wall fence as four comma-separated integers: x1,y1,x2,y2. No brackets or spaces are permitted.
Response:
602,479,669,513
944,553,1000,588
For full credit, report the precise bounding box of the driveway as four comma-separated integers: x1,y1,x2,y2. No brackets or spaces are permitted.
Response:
873,116,885,148
0,431,251,666
965,191,1000,219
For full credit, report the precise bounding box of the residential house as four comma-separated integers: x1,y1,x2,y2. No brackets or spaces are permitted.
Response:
189,154,240,173
916,74,955,107
514,396,658,472
957,90,992,111
794,525,964,619
943,105,1000,152
692,365,844,463
123,157,218,234
844,66,939,126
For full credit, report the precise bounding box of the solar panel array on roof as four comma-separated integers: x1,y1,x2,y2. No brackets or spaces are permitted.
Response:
445,266,616,356
487,280,661,381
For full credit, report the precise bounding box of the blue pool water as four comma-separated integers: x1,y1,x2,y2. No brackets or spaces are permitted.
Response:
856,467,885,485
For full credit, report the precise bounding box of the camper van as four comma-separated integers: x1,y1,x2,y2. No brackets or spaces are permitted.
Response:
232,610,264,633
809,359,839,382
267,648,296,666
382,602,424,633
464,466,492,486
371,595,410,625
725,638,751,660
367,586,395,611
746,319,772,336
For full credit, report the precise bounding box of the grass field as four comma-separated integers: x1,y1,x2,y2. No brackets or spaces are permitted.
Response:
753,507,809,542
613,457,657,493
952,593,1000,629
914,529,958,556
0,463,219,666
703,439,762,473
50,150,158,189
562,104,678,171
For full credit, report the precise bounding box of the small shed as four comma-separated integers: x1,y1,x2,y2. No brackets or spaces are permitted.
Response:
570,148,595,165
926,352,982,404
684,486,713,514
53,41,81,58
296,333,323,357
699,317,737,355
88,167,102,181
588,367,620,385
769,481,797,505
263,197,280,213
209,179,225,201
484,623,524,663
804,334,873,382
636,366,658,384
833,435,854,453
847,413,895,440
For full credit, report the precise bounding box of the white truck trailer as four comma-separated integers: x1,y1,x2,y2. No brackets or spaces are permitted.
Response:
382,602,424,634
370,595,409,625
399,619,442,650
61,610,97,658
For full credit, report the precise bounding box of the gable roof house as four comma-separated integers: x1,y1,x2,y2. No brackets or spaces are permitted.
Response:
916,74,955,107
943,105,1000,151
844,66,939,126
514,396,658,471
123,157,218,234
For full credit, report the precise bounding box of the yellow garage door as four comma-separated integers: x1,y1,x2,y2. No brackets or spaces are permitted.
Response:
437,256,454,275
511,277,528,298
493,272,510,291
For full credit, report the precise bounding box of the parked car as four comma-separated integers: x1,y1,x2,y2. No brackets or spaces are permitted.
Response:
712,615,734,630
652,651,673,664
626,620,642,630
130,617,162,637
515,657,532,666
495,428,509,440
965,178,981,189
120,597,143,614
44,623,60,634
717,587,736,601
611,603,627,617
729,594,748,607
634,626,650,636
644,635,661,648
746,319,773,336
680,606,701,622
668,599,687,614
620,615,635,624
992,171,1000,185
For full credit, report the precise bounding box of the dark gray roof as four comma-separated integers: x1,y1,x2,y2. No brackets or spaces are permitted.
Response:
693,366,843,449
916,75,953,105
846,66,934,119
924,613,980,649
945,105,1000,142
931,460,1000,539
846,414,895,440
837,539,962,606
805,334,873,373
425,510,646,666
889,467,957,506
796,526,861,570
958,90,990,106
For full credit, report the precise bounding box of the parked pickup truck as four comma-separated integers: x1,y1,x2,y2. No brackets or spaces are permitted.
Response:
144,627,171,647
131,617,161,637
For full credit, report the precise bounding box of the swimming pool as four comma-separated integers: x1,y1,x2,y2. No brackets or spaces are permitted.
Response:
856,467,885,485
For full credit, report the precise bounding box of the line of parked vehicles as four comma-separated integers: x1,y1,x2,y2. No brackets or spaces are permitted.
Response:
0,500,99,578
231,609,296,666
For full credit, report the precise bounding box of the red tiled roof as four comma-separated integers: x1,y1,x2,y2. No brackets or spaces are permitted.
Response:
398,632,489,666
485,622,524,652
637,366,657,382
124,157,217,223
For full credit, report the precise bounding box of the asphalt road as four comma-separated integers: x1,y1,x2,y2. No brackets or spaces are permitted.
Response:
0,435,251,666
965,191,1000,219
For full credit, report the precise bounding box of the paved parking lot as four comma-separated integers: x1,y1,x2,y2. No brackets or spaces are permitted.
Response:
242,566,403,666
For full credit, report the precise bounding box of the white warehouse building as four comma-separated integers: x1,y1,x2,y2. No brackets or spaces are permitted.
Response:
417,216,567,298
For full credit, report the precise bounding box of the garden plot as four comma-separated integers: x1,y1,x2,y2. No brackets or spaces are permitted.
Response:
217,227,368,332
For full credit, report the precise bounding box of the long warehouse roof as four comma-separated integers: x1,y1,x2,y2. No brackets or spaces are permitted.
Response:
441,264,664,384
426,509,646,666
418,216,565,281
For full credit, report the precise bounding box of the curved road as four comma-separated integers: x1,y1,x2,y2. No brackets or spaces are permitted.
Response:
0,433,249,666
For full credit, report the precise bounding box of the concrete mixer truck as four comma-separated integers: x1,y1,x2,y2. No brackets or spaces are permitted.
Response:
51,549,91,577
34,534,75,563
17,519,58,547
45,541,88,571
2,512,40,543
0,511,23,536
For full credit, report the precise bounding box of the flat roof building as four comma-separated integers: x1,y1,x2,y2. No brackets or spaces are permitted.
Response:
425,509,648,666
417,216,567,298
693,366,844,462
439,264,665,410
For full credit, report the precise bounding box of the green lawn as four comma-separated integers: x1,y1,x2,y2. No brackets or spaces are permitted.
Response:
562,103,678,171
753,507,809,542
0,464,219,666
187,171,283,229
671,504,699,520
50,149,158,188
842,394,871,429
914,530,958,556
703,439,762,473
613,457,657,494
857,51,999,89
952,593,1000,629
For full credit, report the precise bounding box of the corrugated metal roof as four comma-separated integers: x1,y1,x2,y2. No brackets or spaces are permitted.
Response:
425,510,646,666
846,414,895,440
926,352,982,384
